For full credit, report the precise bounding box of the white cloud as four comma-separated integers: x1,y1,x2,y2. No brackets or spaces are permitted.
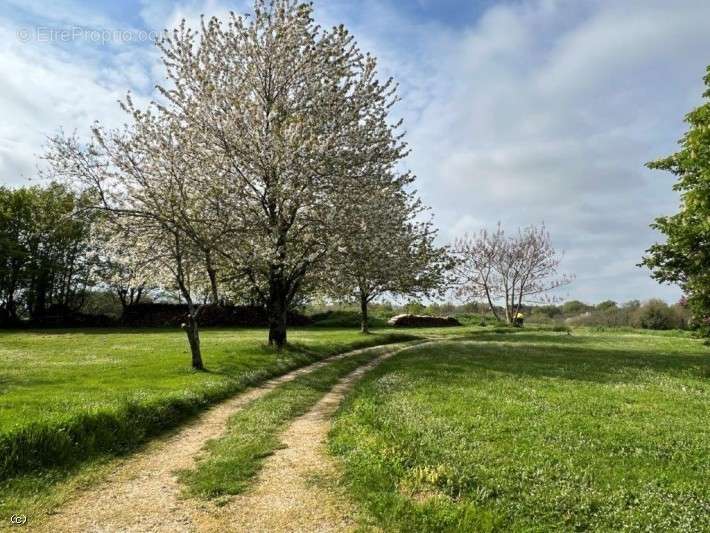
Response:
1,0,707,303
365,0,710,303
0,6,161,186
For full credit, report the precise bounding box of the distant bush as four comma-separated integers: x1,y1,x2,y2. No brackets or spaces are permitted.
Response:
404,300,427,315
638,299,678,330
79,290,124,318
309,310,389,328
535,305,563,318
567,308,633,328
566,299,689,330
452,313,501,327
561,300,592,315
30,310,116,328
596,300,618,311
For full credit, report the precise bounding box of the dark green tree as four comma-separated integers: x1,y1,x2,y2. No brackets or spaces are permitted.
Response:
642,66,710,331
0,183,95,324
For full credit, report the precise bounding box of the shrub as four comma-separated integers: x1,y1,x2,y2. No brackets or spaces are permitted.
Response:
309,310,388,328
561,300,591,315
404,300,427,315
596,300,618,311
536,305,563,318
638,299,679,330
565,299,688,331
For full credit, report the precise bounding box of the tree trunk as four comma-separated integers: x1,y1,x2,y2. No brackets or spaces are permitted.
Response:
483,284,500,321
173,232,205,369
504,289,512,324
207,267,219,304
183,313,204,370
267,276,288,349
205,250,219,305
360,292,370,334
33,273,48,319
119,301,129,324
7,291,16,322
267,300,288,349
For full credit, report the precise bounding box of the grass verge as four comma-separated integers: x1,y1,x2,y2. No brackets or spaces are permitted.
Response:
179,342,410,499
329,329,709,532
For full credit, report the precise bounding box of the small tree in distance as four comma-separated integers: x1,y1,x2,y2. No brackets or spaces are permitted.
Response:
46,112,217,370
453,224,573,324
323,173,451,333
91,223,153,317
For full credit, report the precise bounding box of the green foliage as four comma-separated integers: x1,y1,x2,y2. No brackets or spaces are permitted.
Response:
623,299,641,310
596,300,618,311
309,310,390,328
179,343,408,498
642,65,710,330
533,304,563,318
568,299,689,330
0,183,95,323
638,299,680,330
561,300,591,315
405,300,427,315
329,331,709,531
79,290,124,318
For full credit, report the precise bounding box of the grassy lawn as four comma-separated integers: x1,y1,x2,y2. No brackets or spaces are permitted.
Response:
329,329,710,532
0,327,416,431
0,326,418,521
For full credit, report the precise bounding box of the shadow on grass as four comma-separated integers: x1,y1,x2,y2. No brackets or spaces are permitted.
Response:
200,332,420,378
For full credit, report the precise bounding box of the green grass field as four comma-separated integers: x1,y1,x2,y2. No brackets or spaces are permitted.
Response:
0,326,421,516
329,329,710,532
2,325,707,530
0,327,418,431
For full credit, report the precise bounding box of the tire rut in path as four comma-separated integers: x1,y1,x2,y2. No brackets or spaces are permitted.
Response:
40,343,409,533
191,345,409,532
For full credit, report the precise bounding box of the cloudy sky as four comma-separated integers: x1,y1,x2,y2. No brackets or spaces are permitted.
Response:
2,0,709,304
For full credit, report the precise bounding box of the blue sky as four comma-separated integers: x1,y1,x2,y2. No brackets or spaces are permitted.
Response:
2,0,710,304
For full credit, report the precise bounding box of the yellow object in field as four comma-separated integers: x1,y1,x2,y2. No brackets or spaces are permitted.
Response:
516,312,525,319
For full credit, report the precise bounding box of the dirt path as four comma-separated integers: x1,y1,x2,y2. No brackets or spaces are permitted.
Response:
40,343,409,533
191,347,406,532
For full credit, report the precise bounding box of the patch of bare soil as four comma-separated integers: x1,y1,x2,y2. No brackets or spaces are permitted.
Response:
40,344,408,533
